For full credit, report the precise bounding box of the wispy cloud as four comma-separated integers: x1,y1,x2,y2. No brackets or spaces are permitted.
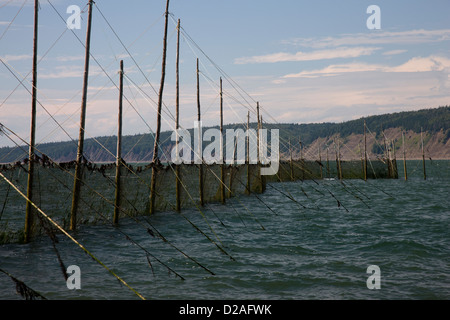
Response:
382,49,408,56
234,47,379,65
0,54,32,62
283,29,450,49
282,56,450,79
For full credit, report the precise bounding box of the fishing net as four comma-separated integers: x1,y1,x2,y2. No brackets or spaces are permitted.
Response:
0,157,397,243
0,160,266,243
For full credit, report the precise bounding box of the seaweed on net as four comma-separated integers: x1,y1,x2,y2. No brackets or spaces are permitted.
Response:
0,268,46,300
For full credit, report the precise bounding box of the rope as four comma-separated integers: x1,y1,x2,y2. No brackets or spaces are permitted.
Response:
0,170,146,300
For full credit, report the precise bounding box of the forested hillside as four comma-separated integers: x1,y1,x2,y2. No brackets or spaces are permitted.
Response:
1,106,449,163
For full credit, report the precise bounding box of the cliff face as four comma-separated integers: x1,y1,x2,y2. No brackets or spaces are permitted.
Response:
291,128,450,161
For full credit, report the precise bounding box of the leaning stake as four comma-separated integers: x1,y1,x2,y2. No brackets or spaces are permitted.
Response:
150,0,170,215
70,0,93,231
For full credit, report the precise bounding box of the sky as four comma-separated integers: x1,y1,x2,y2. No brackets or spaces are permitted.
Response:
0,0,449,148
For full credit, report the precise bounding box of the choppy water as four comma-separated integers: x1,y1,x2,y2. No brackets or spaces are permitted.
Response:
1,160,449,300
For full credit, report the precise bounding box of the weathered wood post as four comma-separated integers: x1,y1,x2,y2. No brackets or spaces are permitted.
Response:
228,137,237,198
289,137,294,181
326,146,330,178
175,18,181,212
421,128,426,180
197,58,204,206
335,139,342,180
219,77,225,204
319,144,323,179
246,111,251,194
113,60,124,225
299,137,304,180
24,0,39,242
402,130,407,181
150,0,170,215
364,120,368,181
70,0,94,231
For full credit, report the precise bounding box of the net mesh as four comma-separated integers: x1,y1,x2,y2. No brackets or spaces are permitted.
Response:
0,158,397,243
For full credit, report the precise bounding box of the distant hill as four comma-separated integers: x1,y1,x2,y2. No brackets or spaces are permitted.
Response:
1,106,449,163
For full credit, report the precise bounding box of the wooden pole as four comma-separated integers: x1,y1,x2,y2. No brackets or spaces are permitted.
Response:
392,139,397,178
175,18,181,212
229,136,238,198
246,111,251,194
24,0,39,243
260,115,266,192
359,142,364,179
113,60,124,225
289,137,293,181
326,146,330,178
219,77,225,203
402,130,407,181
421,128,426,180
299,137,304,180
256,102,260,164
70,0,94,231
150,0,170,215
197,58,204,206
364,120,367,181
336,139,342,180
318,143,323,179
383,130,391,178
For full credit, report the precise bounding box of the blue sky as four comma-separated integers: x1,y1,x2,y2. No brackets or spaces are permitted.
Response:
0,0,449,148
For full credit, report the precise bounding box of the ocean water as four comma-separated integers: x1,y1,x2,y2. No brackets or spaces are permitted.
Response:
0,160,449,300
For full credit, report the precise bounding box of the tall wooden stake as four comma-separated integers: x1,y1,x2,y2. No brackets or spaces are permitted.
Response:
150,0,170,215
318,143,323,179
113,60,124,224
256,102,260,164
421,128,426,180
197,58,204,206
359,142,364,179
383,130,391,178
219,77,225,203
70,0,94,231
326,146,330,178
24,0,39,243
228,136,237,198
246,111,251,194
336,139,342,180
299,137,304,180
175,18,181,212
402,130,407,181
364,120,368,181
289,137,293,181
260,115,266,192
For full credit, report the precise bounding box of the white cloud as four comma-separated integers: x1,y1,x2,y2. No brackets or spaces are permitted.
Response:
283,29,450,49
382,49,408,56
0,54,32,62
234,47,379,64
282,56,450,79
55,55,85,62
391,56,450,73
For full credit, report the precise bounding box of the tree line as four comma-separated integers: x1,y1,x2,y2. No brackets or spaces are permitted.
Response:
0,106,448,163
